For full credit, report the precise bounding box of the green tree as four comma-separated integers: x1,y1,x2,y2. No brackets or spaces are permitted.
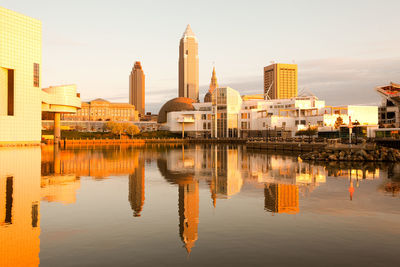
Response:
334,116,344,129
295,127,318,136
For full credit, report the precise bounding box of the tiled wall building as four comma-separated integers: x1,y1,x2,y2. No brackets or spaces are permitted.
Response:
0,7,42,144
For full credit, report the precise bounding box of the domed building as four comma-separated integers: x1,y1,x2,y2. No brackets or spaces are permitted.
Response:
157,97,196,124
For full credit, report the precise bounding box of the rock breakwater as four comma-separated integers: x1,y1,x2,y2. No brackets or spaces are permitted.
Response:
300,146,400,162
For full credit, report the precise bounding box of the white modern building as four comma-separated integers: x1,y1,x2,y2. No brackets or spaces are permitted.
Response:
158,87,378,138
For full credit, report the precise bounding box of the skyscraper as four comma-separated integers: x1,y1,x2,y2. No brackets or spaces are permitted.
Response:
129,61,145,117
264,63,298,100
179,25,199,102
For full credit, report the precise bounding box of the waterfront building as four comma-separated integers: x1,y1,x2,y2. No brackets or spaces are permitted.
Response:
0,7,81,145
129,61,145,117
179,25,199,102
41,85,81,144
204,67,218,103
61,98,138,122
376,82,400,128
159,87,378,138
264,63,298,100
0,7,42,144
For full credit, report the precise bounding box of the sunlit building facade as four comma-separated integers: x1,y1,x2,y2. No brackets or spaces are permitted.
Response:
0,7,42,144
160,87,378,138
62,98,138,122
129,61,145,116
179,25,199,102
264,63,298,100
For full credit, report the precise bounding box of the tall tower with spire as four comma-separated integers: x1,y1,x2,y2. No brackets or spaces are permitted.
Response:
204,66,218,102
179,25,199,102
129,61,145,117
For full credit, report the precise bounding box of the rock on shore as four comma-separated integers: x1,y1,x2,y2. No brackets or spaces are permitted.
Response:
300,146,400,162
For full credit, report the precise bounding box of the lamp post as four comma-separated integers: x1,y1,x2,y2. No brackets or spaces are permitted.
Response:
308,122,311,143
348,116,353,148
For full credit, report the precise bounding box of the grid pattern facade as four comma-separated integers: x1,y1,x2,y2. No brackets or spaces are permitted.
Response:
264,63,298,100
129,61,145,116
0,7,42,143
179,35,199,101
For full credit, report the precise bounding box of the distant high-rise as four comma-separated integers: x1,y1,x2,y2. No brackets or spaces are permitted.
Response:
204,66,218,103
179,25,199,102
129,61,145,116
264,63,298,100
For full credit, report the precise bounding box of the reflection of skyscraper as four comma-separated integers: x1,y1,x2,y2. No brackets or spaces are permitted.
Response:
129,159,145,217
210,146,243,205
264,183,299,214
179,181,199,254
179,25,199,101
0,148,41,267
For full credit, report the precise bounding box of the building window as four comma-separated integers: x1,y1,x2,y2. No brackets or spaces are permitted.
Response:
203,122,207,130
31,203,39,228
5,177,13,224
33,63,40,87
202,114,206,120
1,68,14,116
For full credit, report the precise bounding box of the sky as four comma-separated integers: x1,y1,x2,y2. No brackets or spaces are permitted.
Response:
2,0,400,113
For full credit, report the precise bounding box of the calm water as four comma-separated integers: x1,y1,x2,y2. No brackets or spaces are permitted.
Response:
0,144,399,267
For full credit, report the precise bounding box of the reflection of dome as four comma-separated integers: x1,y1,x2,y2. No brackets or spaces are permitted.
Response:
157,157,195,185
157,97,196,123
204,92,212,102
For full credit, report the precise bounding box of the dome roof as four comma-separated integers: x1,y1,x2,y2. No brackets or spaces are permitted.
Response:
157,97,196,123
204,92,212,103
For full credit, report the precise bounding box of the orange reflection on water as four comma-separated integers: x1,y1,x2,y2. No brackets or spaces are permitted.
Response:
0,148,41,267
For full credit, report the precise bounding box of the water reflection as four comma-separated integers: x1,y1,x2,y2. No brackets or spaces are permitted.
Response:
0,148,41,267
0,144,399,266
129,157,145,217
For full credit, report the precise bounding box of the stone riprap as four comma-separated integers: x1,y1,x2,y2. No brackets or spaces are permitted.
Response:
300,146,400,162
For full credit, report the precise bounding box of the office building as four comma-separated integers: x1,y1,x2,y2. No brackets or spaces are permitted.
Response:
129,61,145,116
264,63,298,100
179,25,199,101
376,82,400,128
61,98,138,122
0,7,81,145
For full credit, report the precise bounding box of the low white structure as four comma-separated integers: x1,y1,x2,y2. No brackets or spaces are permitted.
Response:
159,87,378,138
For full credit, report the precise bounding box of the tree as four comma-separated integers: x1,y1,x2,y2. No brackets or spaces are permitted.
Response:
126,124,140,137
334,116,344,129
295,127,318,136
105,121,140,138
